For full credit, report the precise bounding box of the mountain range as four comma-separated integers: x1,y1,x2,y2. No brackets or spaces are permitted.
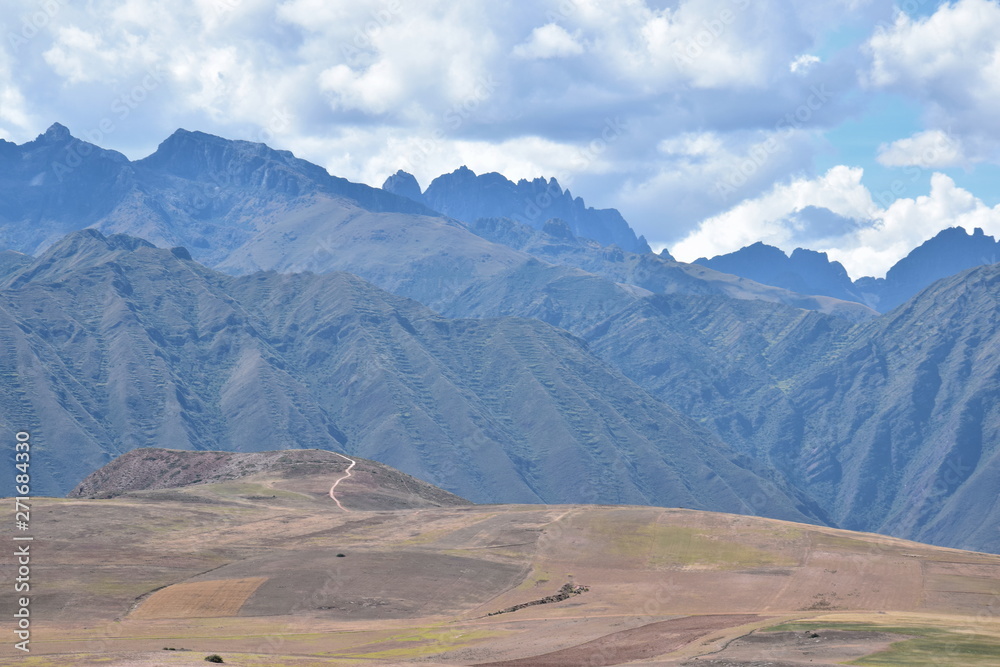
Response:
0,228,813,523
2,124,999,554
695,225,1000,312
383,165,650,253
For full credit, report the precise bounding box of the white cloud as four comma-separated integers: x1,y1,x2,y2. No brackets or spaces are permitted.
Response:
866,0,1000,153
512,23,584,59
671,167,1000,278
0,84,34,137
839,172,1000,277
657,132,726,157
876,129,966,168
0,39,35,138
4,0,968,258
671,165,875,262
42,27,111,83
319,61,406,115
619,127,818,241
286,125,587,195
638,1,774,89
789,53,820,73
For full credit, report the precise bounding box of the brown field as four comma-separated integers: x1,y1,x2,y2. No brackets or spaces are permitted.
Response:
3,464,1000,666
131,577,268,620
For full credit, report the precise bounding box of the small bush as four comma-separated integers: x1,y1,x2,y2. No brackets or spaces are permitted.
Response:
205,655,224,663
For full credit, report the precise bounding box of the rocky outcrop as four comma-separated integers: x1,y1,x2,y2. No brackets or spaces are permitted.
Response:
386,166,651,253
487,583,590,616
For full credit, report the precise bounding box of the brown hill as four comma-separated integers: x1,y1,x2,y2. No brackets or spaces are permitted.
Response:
68,447,471,511
7,477,999,666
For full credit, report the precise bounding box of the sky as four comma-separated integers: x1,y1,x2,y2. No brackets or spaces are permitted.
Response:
3,0,1000,278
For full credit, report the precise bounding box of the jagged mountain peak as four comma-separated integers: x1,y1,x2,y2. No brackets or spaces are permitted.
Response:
416,165,650,253
696,226,1000,314
17,122,130,166
381,169,424,203
860,225,1000,312
37,122,72,144
135,129,433,217
517,175,561,190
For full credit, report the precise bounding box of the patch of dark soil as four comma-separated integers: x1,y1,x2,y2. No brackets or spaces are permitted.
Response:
684,629,910,666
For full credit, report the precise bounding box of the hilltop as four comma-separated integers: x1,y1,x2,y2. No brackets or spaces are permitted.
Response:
69,448,471,511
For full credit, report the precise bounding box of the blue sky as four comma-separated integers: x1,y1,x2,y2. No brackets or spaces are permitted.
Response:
2,0,1000,277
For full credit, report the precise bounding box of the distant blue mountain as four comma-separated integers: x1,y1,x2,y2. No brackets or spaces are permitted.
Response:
695,242,863,305
382,167,651,254
0,123,434,261
855,226,1000,312
696,226,1000,313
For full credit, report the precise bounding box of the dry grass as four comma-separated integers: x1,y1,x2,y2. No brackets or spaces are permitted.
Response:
9,491,1000,666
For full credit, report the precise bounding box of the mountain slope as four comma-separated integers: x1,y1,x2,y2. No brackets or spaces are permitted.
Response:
461,217,876,325
695,241,864,304
582,265,1000,553
789,264,1000,551
0,123,137,252
0,230,813,524
3,126,998,553
856,226,1000,312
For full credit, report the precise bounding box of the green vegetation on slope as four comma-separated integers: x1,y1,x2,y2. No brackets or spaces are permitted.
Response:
766,621,1000,667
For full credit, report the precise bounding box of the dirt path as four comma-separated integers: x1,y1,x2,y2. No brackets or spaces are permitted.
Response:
328,452,356,511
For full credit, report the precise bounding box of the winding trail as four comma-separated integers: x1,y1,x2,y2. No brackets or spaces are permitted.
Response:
328,452,356,512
